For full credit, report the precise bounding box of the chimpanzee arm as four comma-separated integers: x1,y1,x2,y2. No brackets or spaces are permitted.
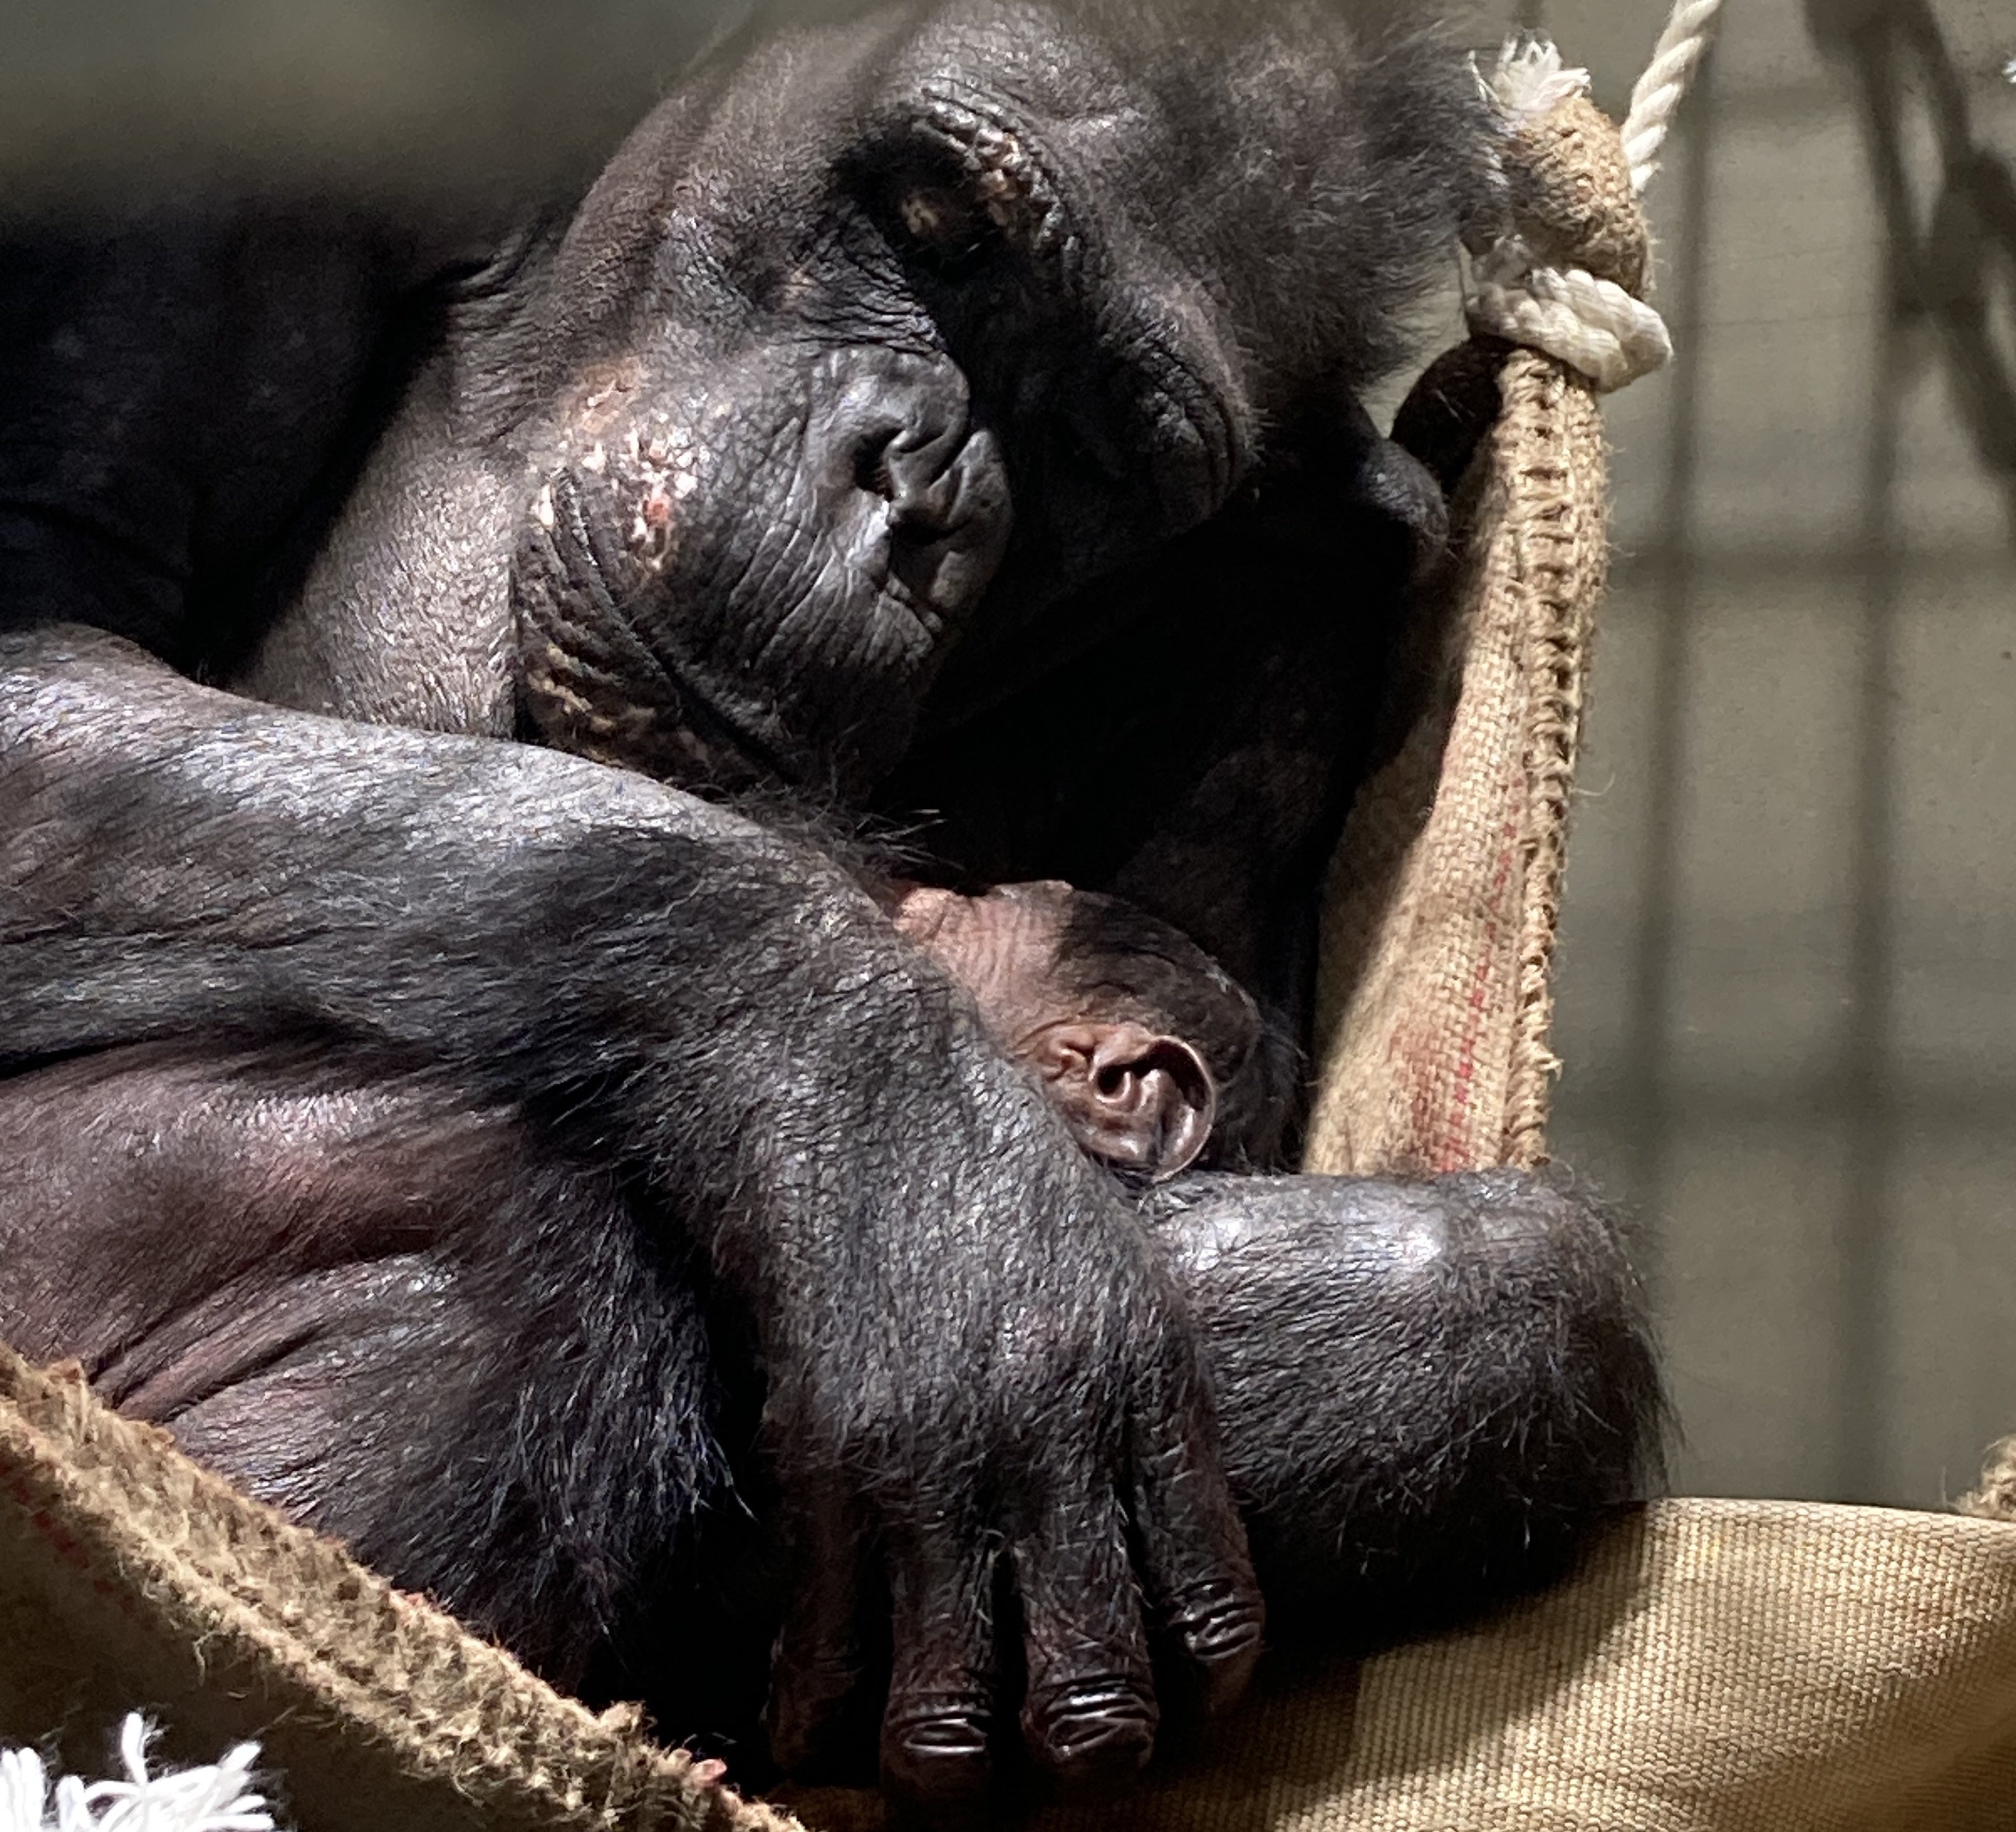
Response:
0,1041,1661,1756
0,622,1263,1809
1143,1169,1665,1638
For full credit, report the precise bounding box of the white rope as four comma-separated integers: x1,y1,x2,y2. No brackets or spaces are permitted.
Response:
1468,239,1674,394
1620,0,1724,195
1,1718,276,1832
1463,0,1723,391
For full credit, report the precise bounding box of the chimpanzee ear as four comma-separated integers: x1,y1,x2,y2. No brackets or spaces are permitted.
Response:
1029,1022,1217,1182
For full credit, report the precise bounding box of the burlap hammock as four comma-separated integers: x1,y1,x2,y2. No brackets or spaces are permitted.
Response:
8,16,2016,1830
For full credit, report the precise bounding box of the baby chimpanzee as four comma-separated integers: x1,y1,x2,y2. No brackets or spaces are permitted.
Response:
887,879,1293,1180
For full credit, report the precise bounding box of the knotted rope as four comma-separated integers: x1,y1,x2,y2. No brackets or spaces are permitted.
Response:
1465,0,1722,392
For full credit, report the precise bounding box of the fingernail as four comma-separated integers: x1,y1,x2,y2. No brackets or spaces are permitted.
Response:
883,1708,992,1807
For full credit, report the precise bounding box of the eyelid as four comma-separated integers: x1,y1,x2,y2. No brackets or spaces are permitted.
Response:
880,171,1005,276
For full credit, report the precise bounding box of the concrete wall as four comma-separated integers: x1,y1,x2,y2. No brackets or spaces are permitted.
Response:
1499,0,2016,1506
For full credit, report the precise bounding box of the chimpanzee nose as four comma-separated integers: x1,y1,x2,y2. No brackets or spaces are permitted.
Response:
808,350,1004,543
800,349,1012,642
855,422,964,533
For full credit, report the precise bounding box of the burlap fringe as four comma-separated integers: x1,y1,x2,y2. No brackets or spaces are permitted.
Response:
0,1342,797,1832
1304,347,1606,1177
1960,1438,2016,1526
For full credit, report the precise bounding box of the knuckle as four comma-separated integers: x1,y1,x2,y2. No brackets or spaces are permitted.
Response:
1172,1578,1266,1710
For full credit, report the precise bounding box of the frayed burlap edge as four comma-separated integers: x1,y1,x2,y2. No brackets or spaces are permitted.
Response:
1961,1438,2016,1525
1305,344,1606,1177
0,1341,797,1832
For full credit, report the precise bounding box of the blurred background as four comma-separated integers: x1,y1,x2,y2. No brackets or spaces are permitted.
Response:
2,0,2012,1509
1520,0,2016,1510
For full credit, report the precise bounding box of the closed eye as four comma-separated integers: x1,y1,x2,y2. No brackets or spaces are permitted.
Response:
882,175,1003,277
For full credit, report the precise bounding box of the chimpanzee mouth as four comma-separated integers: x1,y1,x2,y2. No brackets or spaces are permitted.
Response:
517,493,965,798
513,474,815,793
668,650,866,794
654,665,807,790
613,637,824,794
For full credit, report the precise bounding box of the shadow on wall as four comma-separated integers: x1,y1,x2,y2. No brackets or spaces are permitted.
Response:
1811,0,2016,519
1544,0,2016,1510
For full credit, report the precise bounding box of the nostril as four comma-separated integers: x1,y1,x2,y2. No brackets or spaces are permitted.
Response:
853,431,898,500
856,425,953,521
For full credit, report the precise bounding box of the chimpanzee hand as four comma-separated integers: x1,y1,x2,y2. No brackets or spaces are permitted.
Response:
612,798,1265,1806
740,1040,1265,1810
0,625,1262,1814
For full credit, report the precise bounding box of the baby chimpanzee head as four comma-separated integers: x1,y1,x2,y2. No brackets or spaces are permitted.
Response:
892,880,1293,1179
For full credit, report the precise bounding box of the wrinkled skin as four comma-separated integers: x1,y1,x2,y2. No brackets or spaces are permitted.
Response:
0,0,1659,1815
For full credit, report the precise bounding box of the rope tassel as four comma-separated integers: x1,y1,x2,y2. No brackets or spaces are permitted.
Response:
0,1717,275,1832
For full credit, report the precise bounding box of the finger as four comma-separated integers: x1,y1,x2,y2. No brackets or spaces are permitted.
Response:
879,1523,1000,1814
1012,1491,1159,1792
1129,1332,1266,1715
765,1471,878,1776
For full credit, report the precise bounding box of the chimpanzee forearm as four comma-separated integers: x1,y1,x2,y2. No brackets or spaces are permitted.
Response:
653,1169,1663,1737
0,621,1263,1804
0,1036,1659,1721
2,622,1051,1215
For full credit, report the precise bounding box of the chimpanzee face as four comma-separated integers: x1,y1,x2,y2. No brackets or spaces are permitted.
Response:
510,0,1490,795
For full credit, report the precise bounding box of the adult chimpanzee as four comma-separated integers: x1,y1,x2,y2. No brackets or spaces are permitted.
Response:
0,0,1661,1813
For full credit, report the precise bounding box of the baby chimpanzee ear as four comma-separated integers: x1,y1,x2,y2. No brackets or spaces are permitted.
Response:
1026,1021,1217,1182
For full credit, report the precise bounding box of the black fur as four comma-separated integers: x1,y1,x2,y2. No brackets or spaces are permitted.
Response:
1149,1170,1665,1638
0,1045,1661,1775
0,3,1654,1815
0,1044,724,1684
